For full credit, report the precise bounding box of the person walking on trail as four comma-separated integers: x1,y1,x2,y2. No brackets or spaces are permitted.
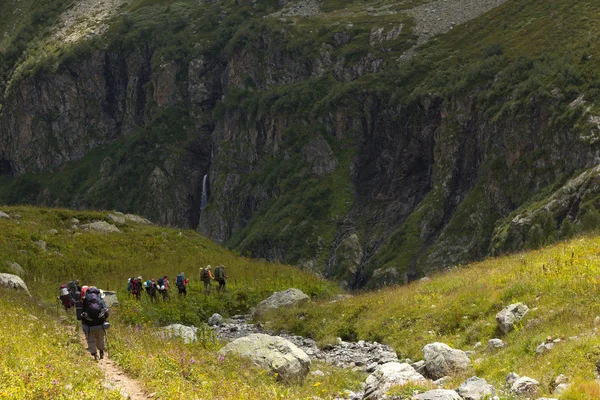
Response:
146,278,158,303
200,265,214,296
59,283,73,311
176,272,189,297
131,276,142,301
158,276,170,302
81,286,110,361
214,265,229,294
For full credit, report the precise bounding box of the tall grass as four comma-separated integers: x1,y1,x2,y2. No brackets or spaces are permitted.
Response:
267,236,600,395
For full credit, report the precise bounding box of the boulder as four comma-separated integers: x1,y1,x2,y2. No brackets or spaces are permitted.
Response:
254,288,310,318
536,342,554,355
81,221,121,233
208,313,224,326
363,362,426,400
487,338,505,351
107,213,126,225
423,342,472,379
0,211,10,219
6,261,24,276
496,303,529,334
125,214,152,224
102,291,119,308
511,376,539,396
413,389,462,400
219,333,310,383
505,372,519,388
162,324,198,344
34,240,47,252
0,273,31,296
457,376,496,400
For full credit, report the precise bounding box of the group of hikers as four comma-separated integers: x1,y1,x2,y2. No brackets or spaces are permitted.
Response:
57,265,229,361
58,280,110,361
126,265,229,301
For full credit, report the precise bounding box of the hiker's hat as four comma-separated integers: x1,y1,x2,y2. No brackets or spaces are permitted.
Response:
137,276,142,280
206,265,211,269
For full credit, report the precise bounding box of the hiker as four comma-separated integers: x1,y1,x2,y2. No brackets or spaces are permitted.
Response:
131,276,142,301
176,272,189,297
59,283,73,311
81,286,110,361
214,265,229,294
145,278,158,303
126,277,135,297
158,275,170,302
200,265,214,296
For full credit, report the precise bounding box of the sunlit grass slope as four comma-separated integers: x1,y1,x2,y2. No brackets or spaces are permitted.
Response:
267,235,600,397
0,206,339,325
0,292,121,399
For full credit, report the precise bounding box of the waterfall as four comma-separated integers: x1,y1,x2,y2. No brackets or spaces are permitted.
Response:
200,174,208,211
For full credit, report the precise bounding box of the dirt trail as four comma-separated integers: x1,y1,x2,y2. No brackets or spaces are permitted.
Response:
98,355,149,400
75,328,148,400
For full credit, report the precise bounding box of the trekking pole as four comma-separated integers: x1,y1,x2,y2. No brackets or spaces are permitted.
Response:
104,327,109,357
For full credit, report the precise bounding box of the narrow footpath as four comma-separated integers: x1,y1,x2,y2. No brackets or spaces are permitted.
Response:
98,356,149,400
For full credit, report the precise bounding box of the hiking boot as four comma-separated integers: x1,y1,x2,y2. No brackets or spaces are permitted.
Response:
100,350,104,360
92,353,98,361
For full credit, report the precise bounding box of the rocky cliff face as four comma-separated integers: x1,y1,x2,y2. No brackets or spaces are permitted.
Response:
1,0,599,288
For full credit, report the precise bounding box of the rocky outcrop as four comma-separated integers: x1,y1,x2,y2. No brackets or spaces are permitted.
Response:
0,211,10,219
208,313,224,326
102,290,119,308
161,324,200,344
413,390,462,400
254,288,310,318
511,376,540,396
81,221,121,233
362,362,426,400
422,342,471,379
0,273,31,296
456,376,496,400
218,333,311,383
496,303,529,334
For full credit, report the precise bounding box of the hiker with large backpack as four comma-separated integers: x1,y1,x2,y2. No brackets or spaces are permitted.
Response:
200,265,214,296
214,265,229,294
176,272,189,297
81,286,110,361
145,278,158,303
157,275,170,302
59,284,73,311
130,276,142,301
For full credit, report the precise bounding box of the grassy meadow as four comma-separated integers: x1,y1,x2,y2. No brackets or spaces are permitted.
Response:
266,236,600,397
0,291,122,399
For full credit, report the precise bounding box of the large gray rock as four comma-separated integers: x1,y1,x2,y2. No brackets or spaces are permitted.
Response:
496,303,529,334
413,389,462,400
0,273,31,296
125,214,152,224
208,313,224,326
107,212,126,225
0,211,10,219
363,362,426,400
162,324,199,344
6,261,24,276
511,376,539,396
254,288,310,318
101,290,119,308
487,338,505,351
423,343,471,379
81,221,121,233
219,333,310,383
457,376,496,400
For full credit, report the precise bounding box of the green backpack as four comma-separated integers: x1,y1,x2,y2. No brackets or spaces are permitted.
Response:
215,265,225,280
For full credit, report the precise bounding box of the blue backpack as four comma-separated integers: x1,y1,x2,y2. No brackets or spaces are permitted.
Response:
176,274,184,288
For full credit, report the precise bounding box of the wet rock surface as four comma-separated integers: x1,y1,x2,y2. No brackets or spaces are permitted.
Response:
211,315,399,370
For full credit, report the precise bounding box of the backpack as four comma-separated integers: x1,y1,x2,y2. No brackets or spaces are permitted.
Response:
200,268,210,282
157,277,164,287
84,288,104,321
176,274,184,288
215,266,225,280
60,284,69,297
